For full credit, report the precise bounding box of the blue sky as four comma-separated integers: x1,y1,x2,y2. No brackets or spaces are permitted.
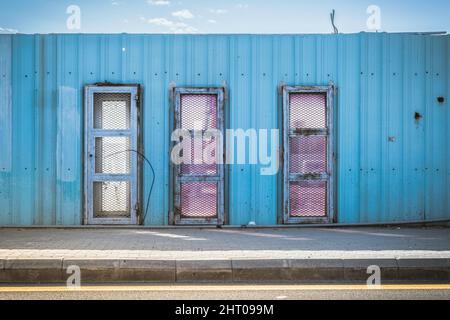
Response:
0,0,449,34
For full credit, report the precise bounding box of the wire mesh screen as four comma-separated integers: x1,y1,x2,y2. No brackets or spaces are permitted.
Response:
289,136,327,174
180,182,218,218
287,91,330,220
95,137,131,174
93,181,131,218
94,93,131,130
290,93,326,129
181,137,218,175
290,181,327,217
180,94,217,130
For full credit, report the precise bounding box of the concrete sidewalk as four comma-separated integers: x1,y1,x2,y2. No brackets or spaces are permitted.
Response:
0,227,449,283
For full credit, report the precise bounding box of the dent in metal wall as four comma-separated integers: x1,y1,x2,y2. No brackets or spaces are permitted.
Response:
0,33,449,226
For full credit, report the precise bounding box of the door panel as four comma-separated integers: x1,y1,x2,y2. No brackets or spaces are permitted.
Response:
85,86,139,225
172,88,225,225
283,85,335,224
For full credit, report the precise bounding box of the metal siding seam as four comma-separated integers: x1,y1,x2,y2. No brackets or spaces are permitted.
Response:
336,35,345,223
42,34,56,225
152,35,166,226
251,35,257,224
227,36,236,225
55,34,63,225
392,35,404,221
429,37,446,219
34,34,42,225
142,36,151,224
352,33,362,223
377,34,393,222
337,34,360,223
359,33,369,223
11,35,19,225
401,35,410,221
163,35,170,226
446,36,450,219
76,34,83,225
447,36,450,219
424,36,432,220
50,35,58,225
368,33,383,222
148,36,155,225
17,35,36,225
417,36,426,220
0,35,12,224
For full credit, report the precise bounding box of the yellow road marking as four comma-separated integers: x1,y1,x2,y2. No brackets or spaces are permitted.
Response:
0,284,449,293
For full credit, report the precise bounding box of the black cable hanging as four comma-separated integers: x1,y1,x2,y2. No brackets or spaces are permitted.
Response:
99,149,155,225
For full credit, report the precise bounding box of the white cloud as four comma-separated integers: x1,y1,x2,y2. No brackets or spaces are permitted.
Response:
146,17,198,33
209,9,228,14
172,9,194,19
148,0,170,5
236,3,249,9
0,27,18,34
207,19,217,24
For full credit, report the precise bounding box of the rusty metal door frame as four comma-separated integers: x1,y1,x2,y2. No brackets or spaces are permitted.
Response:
282,83,336,224
171,87,225,225
84,85,140,225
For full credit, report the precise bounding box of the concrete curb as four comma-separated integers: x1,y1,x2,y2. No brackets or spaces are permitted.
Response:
177,260,232,282
0,259,64,283
0,258,448,284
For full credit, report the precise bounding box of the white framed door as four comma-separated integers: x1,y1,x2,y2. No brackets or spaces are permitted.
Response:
84,85,140,225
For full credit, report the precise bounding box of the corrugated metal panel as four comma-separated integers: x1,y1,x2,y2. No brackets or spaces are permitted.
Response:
0,33,449,226
0,35,12,225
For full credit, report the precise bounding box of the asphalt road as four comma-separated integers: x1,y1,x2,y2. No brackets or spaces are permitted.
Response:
0,284,449,300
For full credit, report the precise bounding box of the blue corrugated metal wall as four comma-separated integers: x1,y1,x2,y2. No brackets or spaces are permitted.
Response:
0,33,449,226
